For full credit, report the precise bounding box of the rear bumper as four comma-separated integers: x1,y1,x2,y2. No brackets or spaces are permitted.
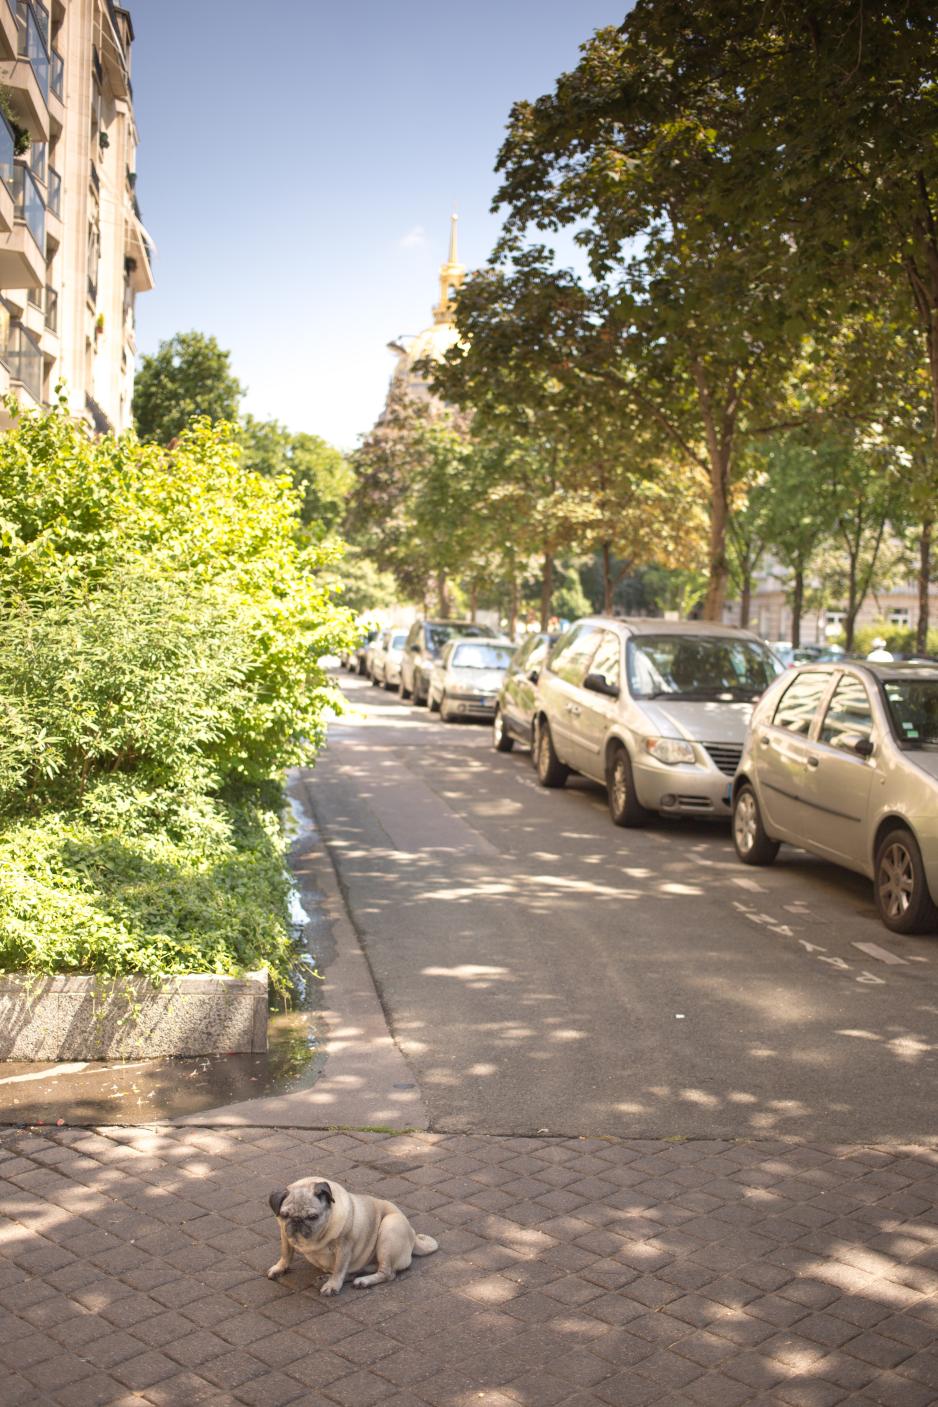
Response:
632,757,733,817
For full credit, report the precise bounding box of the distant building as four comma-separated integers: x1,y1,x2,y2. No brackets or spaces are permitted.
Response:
0,0,152,433
385,213,465,407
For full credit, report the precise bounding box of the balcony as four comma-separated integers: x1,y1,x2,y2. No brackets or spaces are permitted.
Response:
0,2,50,141
101,2,131,101
0,111,15,232
49,44,60,96
0,0,17,60
46,161,58,214
1,317,44,403
44,281,55,332
0,151,43,286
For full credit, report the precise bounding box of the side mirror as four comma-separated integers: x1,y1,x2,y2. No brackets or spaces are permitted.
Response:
584,672,620,699
854,737,875,758
527,668,540,684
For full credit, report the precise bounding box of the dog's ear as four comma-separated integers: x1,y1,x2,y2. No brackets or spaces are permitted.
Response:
269,1187,288,1216
313,1180,334,1205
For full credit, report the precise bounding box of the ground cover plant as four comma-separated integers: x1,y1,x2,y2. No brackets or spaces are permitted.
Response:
0,399,354,993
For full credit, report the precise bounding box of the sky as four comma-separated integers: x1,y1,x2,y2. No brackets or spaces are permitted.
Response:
129,0,627,451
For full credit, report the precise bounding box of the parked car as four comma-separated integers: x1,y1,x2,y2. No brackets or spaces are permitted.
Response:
733,661,938,933
493,632,560,752
341,626,379,676
427,639,517,722
363,630,385,681
533,617,783,826
399,619,498,705
370,628,408,689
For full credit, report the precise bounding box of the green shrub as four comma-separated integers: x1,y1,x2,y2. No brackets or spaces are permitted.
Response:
850,622,938,657
0,401,356,984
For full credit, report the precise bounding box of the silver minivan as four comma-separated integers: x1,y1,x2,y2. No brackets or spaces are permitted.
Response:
733,661,938,933
534,617,782,826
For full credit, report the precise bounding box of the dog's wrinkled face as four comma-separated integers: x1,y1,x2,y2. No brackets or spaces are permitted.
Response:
269,1181,334,1246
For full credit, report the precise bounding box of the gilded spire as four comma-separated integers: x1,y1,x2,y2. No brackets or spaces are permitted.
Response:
433,212,466,325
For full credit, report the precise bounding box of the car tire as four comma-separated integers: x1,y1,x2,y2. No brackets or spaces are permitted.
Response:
399,676,411,701
535,719,568,788
733,784,780,866
439,692,454,723
370,671,380,687
874,827,938,934
493,708,514,753
384,678,396,692
606,745,652,828
357,658,367,677
413,672,427,707
429,690,440,713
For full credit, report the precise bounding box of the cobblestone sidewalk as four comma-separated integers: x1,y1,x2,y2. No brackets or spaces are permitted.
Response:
2,1125,938,1407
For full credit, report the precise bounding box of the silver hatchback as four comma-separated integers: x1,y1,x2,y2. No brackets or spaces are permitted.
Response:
733,661,938,933
534,617,782,825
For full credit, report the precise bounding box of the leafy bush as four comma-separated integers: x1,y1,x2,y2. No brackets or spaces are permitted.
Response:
842,622,938,657
0,401,355,984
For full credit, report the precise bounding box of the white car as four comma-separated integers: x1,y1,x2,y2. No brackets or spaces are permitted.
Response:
428,639,517,723
370,629,408,690
733,660,938,933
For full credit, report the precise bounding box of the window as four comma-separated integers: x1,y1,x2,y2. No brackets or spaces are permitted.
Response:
819,675,873,751
627,634,781,701
883,679,938,748
772,670,833,735
825,611,846,629
451,643,515,670
549,624,603,687
889,607,911,627
588,632,621,691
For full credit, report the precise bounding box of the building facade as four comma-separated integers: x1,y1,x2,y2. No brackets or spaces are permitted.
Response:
0,0,151,433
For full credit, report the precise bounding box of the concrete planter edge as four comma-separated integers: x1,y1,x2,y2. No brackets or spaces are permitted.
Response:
0,968,269,1060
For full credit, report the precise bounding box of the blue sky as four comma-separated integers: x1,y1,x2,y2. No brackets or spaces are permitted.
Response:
129,1,627,450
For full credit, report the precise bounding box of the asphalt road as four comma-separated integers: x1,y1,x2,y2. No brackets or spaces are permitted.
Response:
306,673,938,1145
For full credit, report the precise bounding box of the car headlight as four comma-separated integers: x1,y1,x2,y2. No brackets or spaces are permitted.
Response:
645,737,696,765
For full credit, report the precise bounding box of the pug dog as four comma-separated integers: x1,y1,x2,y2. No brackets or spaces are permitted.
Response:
267,1176,438,1295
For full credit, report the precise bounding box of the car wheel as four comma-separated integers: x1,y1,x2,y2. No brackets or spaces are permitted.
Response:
399,676,411,701
875,827,938,934
357,658,367,677
733,783,780,865
370,670,380,687
606,745,652,828
535,719,568,788
439,692,454,723
493,708,514,753
429,689,440,713
413,672,427,706
384,678,396,691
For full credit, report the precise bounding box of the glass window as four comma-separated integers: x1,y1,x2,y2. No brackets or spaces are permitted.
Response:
451,643,515,670
549,624,603,687
588,632,621,691
627,634,781,701
772,670,833,735
390,632,407,649
883,678,938,748
819,675,873,751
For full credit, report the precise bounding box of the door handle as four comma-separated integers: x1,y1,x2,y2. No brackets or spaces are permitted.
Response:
807,756,819,769
760,734,771,747
569,705,581,718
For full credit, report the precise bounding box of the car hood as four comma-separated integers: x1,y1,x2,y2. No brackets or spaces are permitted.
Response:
907,751,938,785
635,698,754,742
447,667,506,689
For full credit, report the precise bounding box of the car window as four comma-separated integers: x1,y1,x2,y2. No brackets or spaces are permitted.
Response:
819,675,873,751
526,637,550,670
883,678,938,748
772,670,833,735
550,624,604,687
390,632,407,649
451,643,516,669
627,635,781,700
589,632,621,690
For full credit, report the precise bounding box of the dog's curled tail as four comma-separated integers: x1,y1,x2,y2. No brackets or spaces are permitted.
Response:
413,1234,438,1256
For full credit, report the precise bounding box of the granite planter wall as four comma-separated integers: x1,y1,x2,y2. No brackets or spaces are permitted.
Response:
0,969,268,1060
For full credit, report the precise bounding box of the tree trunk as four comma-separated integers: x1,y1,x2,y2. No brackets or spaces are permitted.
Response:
602,542,613,614
740,569,752,629
918,518,933,655
691,360,733,623
436,571,449,617
540,552,554,631
469,584,478,623
844,555,860,653
791,563,804,648
508,576,519,641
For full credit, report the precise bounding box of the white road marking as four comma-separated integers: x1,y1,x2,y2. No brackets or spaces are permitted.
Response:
732,877,767,893
856,971,887,985
852,942,908,966
0,1062,88,1085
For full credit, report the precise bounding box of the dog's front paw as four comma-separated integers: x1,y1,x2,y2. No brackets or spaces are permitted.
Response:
267,1262,288,1280
319,1278,342,1296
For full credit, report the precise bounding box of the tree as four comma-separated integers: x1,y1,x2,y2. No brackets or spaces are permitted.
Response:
240,416,354,536
134,332,243,445
480,11,819,620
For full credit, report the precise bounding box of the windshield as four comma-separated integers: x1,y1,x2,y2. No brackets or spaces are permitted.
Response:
883,679,938,748
451,643,515,670
390,633,407,649
627,635,782,701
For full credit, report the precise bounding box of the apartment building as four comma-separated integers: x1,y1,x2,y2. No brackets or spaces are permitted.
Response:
0,0,151,434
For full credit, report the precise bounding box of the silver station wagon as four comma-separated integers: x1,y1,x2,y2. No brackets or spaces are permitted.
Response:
733,662,938,933
534,617,782,826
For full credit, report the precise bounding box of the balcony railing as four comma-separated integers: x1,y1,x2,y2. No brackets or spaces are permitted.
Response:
16,2,50,104
90,161,99,196
85,393,111,435
3,320,43,402
47,164,59,216
0,112,15,187
87,273,96,303
12,160,44,250
50,47,62,100
45,283,56,332
28,138,44,183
